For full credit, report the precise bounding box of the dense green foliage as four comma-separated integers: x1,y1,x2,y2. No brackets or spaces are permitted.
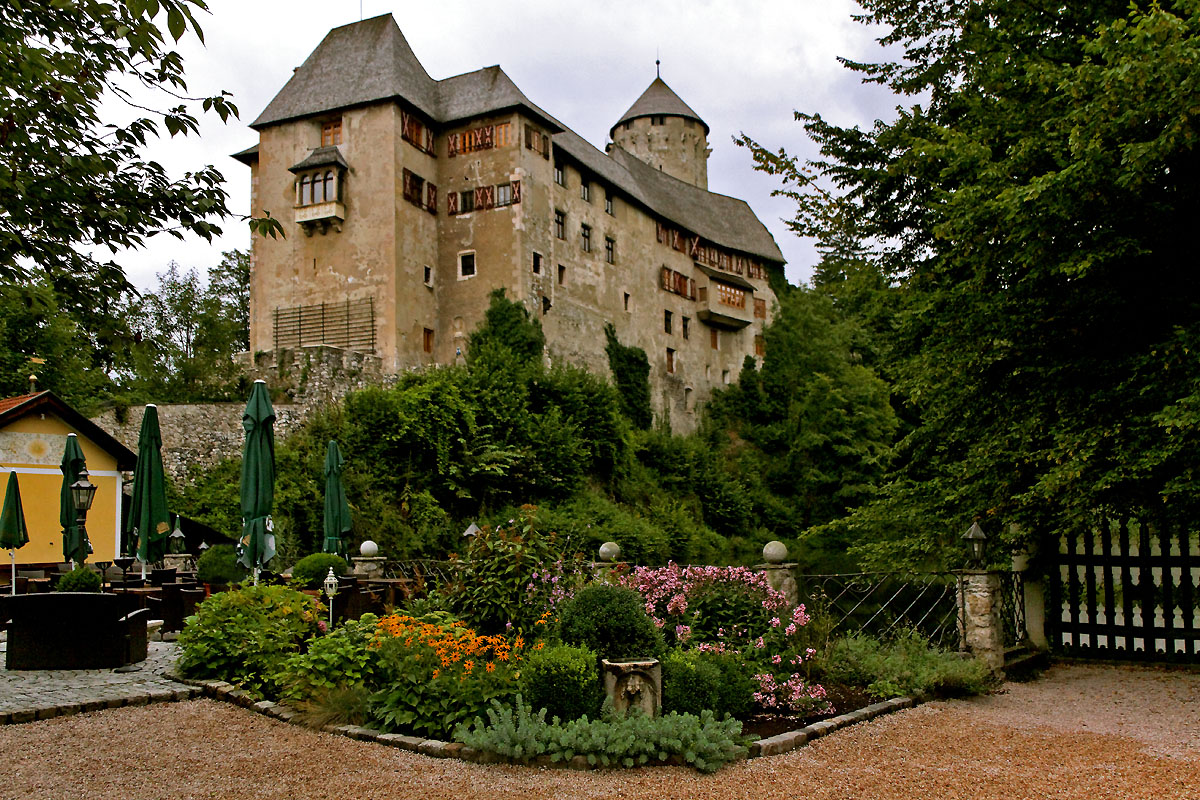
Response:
518,643,603,722
176,584,322,697
604,323,652,429
276,614,380,705
289,552,348,587
815,631,993,700
195,543,248,585
455,697,749,773
742,0,1200,566
660,649,722,716
557,584,665,661
54,566,101,593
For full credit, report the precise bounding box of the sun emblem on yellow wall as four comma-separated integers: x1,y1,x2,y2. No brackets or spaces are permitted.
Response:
26,439,48,458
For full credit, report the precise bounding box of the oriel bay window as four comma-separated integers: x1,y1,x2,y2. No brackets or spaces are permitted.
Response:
290,146,348,235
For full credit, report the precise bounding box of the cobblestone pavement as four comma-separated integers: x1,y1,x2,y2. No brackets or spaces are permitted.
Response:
0,638,197,723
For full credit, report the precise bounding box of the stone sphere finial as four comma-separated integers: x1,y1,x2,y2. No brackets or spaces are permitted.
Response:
359,540,379,558
598,541,621,563
763,540,788,564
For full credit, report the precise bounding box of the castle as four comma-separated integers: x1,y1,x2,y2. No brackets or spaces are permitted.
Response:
235,14,784,429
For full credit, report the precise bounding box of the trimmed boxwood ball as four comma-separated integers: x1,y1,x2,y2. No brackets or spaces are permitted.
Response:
519,643,603,722
290,552,348,587
54,566,101,593
557,583,665,661
196,543,248,586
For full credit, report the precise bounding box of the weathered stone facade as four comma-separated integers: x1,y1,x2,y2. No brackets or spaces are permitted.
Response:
236,14,785,432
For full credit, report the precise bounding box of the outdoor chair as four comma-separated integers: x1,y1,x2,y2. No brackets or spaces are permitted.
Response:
4,592,149,670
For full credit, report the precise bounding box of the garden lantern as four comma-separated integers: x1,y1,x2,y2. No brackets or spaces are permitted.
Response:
322,567,338,630
963,521,987,568
70,468,97,516
168,517,187,555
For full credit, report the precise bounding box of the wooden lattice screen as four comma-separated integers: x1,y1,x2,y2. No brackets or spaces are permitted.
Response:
272,297,375,353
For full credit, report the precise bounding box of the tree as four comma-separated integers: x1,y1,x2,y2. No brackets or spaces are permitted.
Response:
123,251,251,401
745,1,1200,566
0,1,280,307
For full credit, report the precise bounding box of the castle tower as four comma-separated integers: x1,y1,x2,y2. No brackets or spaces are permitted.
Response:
609,73,711,190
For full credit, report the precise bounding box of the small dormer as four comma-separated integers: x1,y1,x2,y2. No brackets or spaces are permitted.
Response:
289,146,349,235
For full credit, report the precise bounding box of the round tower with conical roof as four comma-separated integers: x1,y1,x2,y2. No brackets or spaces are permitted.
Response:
609,73,711,190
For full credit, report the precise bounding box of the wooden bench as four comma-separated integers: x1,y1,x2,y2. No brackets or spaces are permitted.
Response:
2,593,150,670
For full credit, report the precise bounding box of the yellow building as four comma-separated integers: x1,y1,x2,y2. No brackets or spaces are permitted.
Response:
0,392,135,566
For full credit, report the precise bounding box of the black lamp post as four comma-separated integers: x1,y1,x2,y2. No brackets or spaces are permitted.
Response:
963,521,987,569
70,468,97,567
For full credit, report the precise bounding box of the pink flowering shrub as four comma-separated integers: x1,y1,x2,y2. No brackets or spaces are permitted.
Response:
616,562,831,716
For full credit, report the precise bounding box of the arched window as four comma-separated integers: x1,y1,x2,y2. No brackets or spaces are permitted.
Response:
313,172,325,203
323,171,335,203
298,175,310,206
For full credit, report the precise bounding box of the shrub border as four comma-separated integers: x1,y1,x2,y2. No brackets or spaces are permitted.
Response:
167,670,924,767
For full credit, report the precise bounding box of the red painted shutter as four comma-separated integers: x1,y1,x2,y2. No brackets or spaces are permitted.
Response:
448,191,458,215
511,180,521,204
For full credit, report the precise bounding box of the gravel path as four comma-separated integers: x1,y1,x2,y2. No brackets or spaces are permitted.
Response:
0,663,1196,800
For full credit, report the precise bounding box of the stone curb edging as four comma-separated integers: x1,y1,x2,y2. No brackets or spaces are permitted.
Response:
0,684,203,726
168,670,924,769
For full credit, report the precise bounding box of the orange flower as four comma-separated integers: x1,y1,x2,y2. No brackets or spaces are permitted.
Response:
432,669,440,679
463,660,474,672
533,641,544,651
485,662,495,673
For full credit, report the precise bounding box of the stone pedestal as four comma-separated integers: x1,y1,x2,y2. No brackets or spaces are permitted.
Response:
162,553,194,572
957,570,1005,676
601,659,661,718
351,556,385,579
754,563,799,606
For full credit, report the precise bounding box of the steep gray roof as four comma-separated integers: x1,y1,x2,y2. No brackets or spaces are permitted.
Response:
252,14,438,128
611,77,709,137
246,14,781,265
288,146,349,173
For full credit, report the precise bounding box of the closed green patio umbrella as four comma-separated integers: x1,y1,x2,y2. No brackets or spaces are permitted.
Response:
239,380,276,582
323,440,351,556
59,433,89,567
128,404,170,579
1,471,29,596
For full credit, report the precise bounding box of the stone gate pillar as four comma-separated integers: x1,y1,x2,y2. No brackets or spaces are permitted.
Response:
957,570,1005,676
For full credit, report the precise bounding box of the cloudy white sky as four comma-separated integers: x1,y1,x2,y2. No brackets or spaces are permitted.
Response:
112,0,900,291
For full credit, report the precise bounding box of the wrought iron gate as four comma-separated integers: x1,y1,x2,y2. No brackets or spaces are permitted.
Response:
272,297,376,353
1047,517,1199,663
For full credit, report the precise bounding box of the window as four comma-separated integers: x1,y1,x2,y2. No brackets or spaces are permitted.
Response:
459,252,476,279
495,122,512,147
557,264,566,285
423,328,434,353
659,267,696,299
423,265,433,287
542,296,552,315
623,292,630,311
580,180,590,202
447,124,496,157
459,189,475,213
401,112,435,154
402,168,425,206
755,335,766,357
554,162,565,186
754,297,767,319
321,119,342,147
581,224,591,252
666,348,676,374
697,286,708,302
605,236,615,264
525,124,550,158
495,183,512,207
652,115,665,126
710,329,719,350
554,210,565,239
716,283,746,309
532,252,542,274
722,369,731,384
682,316,690,340
664,310,673,334
296,170,339,207
605,191,614,216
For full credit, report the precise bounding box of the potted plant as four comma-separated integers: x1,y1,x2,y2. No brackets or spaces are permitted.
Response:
196,543,248,595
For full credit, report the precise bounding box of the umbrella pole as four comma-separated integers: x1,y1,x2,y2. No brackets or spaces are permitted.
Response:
8,550,13,597
253,566,260,587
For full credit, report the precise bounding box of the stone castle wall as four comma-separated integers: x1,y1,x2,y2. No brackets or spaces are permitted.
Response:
92,345,388,487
